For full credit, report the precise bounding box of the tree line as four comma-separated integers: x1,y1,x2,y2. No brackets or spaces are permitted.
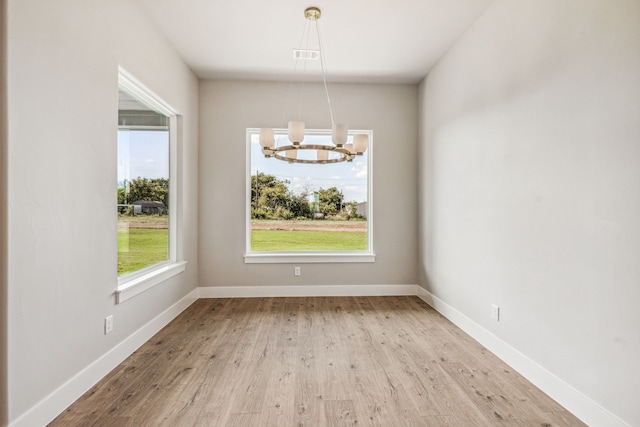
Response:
118,177,169,213
117,174,362,220
251,173,360,220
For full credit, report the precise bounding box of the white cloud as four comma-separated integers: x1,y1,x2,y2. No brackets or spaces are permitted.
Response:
351,161,365,173
356,166,368,178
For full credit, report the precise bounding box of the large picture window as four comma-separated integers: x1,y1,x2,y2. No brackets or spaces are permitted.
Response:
245,128,374,263
116,69,184,301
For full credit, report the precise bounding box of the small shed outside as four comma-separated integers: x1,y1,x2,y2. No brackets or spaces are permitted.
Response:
131,200,166,215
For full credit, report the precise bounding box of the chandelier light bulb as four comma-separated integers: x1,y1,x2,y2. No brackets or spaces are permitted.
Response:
332,123,348,146
353,134,369,154
259,128,275,148
288,121,305,144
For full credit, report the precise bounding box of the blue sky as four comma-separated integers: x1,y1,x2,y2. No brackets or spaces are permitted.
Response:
117,130,169,183
249,132,368,203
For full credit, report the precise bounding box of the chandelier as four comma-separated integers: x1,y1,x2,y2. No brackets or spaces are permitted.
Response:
259,7,369,164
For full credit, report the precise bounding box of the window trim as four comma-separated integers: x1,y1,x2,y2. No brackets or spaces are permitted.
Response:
244,127,374,264
116,68,185,302
116,261,187,303
243,253,375,264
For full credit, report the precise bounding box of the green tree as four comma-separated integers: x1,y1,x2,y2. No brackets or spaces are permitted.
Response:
252,173,289,210
121,177,169,207
289,193,313,218
117,187,127,205
251,173,307,219
317,187,343,215
250,173,317,220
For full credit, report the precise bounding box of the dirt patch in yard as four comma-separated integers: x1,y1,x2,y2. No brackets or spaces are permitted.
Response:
118,215,169,229
251,220,366,232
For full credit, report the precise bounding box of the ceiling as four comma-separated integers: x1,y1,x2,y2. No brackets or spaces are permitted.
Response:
134,0,491,84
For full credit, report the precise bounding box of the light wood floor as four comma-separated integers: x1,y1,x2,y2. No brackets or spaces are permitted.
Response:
50,296,585,426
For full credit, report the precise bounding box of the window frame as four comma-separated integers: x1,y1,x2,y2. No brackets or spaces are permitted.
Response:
116,68,186,303
244,127,375,264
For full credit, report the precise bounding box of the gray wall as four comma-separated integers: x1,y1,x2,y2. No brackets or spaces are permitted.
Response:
199,80,418,288
1,0,8,424
7,0,199,421
418,0,640,424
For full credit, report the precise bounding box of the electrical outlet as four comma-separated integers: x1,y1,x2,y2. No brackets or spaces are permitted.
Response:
294,266,301,276
105,315,113,334
491,304,500,321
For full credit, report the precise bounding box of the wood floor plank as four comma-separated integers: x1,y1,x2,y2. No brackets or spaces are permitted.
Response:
227,307,277,415
294,335,324,426
338,298,386,372
49,296,586,427
323,400,358,427
312,332,350,401
261,346,297,427
346,368,423,426
224,412,263,427
88,416,134,426
275,299,300,347
428,382,500,426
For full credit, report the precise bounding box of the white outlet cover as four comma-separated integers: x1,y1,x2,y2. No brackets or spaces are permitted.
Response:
105,315,114,334
491,304,500,321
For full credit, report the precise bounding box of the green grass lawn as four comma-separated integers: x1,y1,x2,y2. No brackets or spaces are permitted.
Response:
251,230,367,252
118,227,168,275
118,217,365,274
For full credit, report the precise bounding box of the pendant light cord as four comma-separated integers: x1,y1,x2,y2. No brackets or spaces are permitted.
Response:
280,18,311,132
279,10,336,135
315,19,336,128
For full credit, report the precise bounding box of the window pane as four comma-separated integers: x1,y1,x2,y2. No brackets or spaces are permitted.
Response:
117,128,170,275
249,130,370,253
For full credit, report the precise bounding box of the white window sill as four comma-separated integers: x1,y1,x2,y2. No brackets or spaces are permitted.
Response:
116,261,187,304
244,253,375,264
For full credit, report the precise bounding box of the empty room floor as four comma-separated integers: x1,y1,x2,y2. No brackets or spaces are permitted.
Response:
50,296,585,426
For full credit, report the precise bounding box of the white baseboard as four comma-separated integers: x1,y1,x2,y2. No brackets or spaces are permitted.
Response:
9,288,199,427
198,284,418,298
415,286,629,427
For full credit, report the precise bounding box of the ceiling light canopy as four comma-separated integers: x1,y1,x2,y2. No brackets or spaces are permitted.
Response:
259,6,368,165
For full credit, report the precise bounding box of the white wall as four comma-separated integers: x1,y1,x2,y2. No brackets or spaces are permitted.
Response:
7,0,199,422
419,0,640,425
199,80,418,289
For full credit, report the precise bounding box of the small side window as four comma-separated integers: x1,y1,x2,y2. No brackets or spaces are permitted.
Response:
117,70,177,282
